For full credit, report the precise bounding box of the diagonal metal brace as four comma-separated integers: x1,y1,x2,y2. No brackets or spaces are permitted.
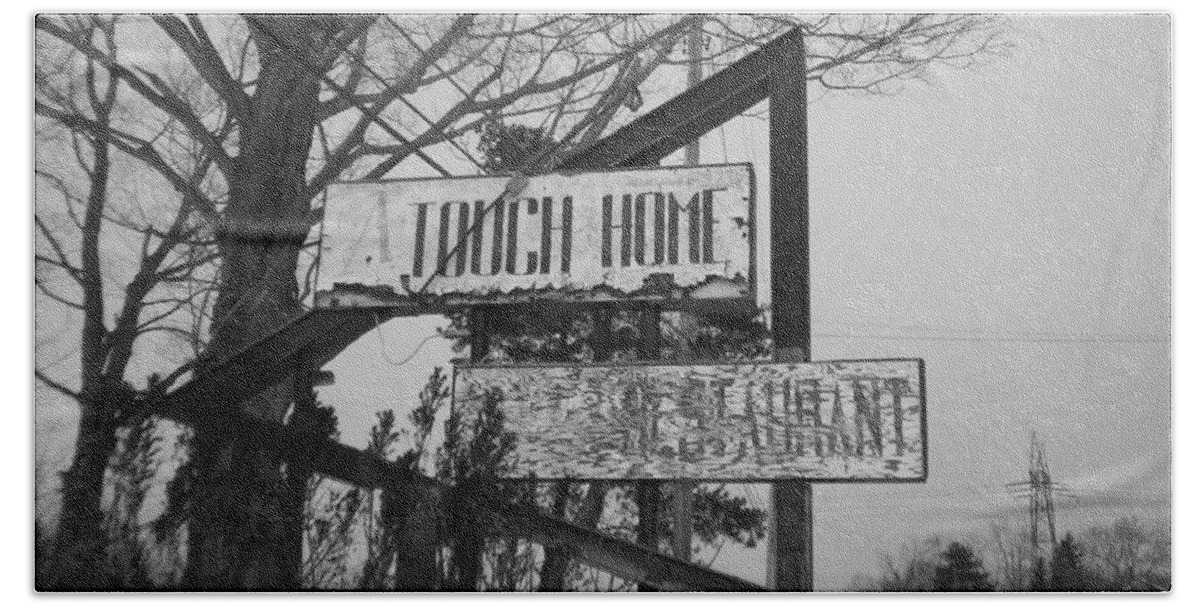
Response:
151,307,408,421
554,27,803,171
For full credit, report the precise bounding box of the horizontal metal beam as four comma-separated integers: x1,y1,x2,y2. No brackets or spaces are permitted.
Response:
554,27,802,171
146,389,764,592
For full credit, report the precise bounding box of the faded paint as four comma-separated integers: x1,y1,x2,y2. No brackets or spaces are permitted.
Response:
452,359,925,481
316,164,754,306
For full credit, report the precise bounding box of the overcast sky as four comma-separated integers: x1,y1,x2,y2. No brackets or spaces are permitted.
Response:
31,12,1171,592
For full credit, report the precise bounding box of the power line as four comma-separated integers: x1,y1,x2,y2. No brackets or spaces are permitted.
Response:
811,332,1168,344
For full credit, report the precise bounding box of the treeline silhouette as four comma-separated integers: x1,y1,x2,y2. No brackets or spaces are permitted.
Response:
852,515,1170,592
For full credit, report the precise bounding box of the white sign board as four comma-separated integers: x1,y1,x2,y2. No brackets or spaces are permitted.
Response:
316,164,754,308
453,359,926,482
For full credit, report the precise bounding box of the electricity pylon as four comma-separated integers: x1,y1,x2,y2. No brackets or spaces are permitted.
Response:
1005,432,1074,588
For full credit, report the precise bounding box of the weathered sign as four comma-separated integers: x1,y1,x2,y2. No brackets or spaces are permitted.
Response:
452,359,925,482
315,164,754,309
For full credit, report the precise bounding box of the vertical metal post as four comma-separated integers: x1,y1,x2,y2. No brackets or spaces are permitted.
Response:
537,303,620,591
469,306,493,363
634,305,663,591
634,479,661,592
767,31,814,591
444,306,496,590
670,483,694,562
536,481,573,591
671,19,704,563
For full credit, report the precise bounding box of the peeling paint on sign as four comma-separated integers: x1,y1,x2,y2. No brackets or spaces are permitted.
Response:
316,164,754,307
452,359,926,482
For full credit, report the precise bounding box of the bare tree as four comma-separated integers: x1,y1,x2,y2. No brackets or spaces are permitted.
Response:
1080,516,1170,591
35,15,219,589
35,13,1006,589
986,517,1035,591
852,534,946,591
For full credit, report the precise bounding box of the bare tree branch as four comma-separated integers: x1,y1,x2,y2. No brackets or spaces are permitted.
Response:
36,18,238,178
153,15,252,123
36,368,81,400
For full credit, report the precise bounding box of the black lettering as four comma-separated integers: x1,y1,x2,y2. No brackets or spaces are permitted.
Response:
490,199,505,275
601,195,614,268
634,193,648,265
621,194,633,267
505,200,520,274
540,196,553,274
652,192,665,264
471,200,485,275
436,203,452,275
667,193,681,264
524,197,541,275
715,377,735,419
560,196,573,274
688,192,701,263
412,202,433,277
891,379,905,456
702,188,726,264
454,201,470,277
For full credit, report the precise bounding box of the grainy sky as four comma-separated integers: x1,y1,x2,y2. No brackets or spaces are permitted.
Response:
31,12,1172,592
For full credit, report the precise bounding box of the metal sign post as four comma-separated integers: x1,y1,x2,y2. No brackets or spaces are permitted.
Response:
767,30,813,592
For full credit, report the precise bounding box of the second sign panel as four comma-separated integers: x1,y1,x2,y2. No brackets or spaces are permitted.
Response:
452,358,925,482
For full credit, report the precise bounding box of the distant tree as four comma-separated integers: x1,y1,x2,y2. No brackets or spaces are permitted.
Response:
857,535,944,591
1030,555,1049,591
932,541,994,592
1080,516,1170,591
1049,533,1094,591
986,518,1034,590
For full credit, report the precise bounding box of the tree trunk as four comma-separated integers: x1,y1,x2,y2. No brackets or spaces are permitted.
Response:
47,63,122,588
182,16,366,589
47,395,120,590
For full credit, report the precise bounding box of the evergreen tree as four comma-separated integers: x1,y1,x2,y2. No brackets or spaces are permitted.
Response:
932,541,994,592
437,388,521,590
1049,533,1091,591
